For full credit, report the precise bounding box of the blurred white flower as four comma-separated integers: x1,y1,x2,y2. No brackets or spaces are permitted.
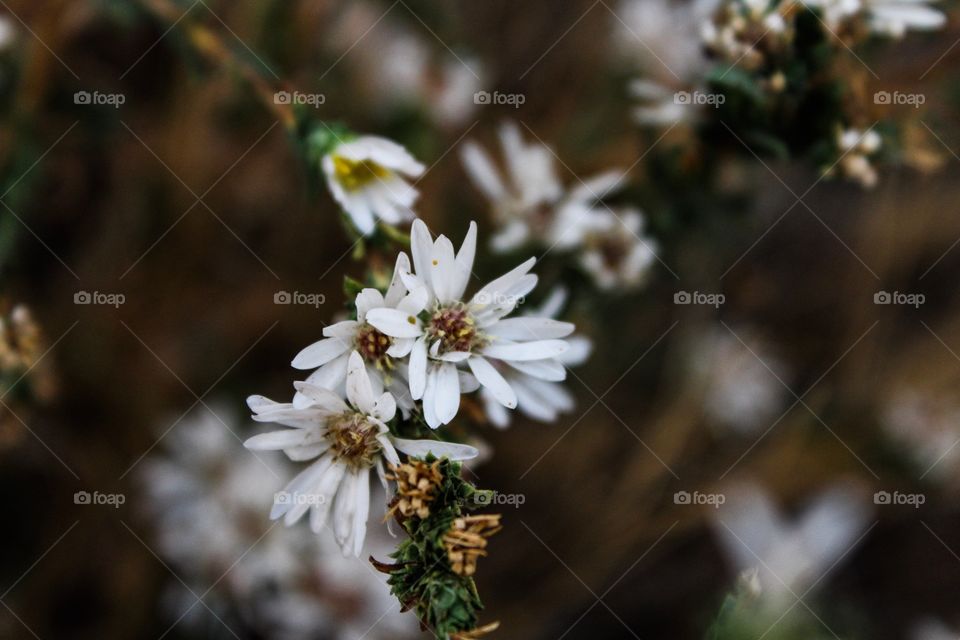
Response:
460,121,565,252
830,128,882,188
802,0,864,29
912,618,960,640
327,2,485,127
882,388,960,482
613,0,717,82
322,135,424,236
865,0,946,37
564,206,659,291
461,122,656,290
0,16,15,52
140,405,415,639
479,288,592,428
690,329,789,434
366,219,575,428
246,352,478,556
630,79,699,127
291,252,418,417
711,483,870,610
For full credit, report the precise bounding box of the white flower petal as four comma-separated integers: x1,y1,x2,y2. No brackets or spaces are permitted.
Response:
390,437,480,461
322,319,360,339
483,339,569,361
410,219,434,293
383,252,411,307
468,356,517,409
451,221,477,301
355,288,386,321
506,357,567,381
244,428,325,451
434,362,461,425
291,336,352,369
345,352,376,413
292,381,350,413
372,392,397,423
490,317,575,340
366,308,424,339
408,336,428,400
430,235,458,304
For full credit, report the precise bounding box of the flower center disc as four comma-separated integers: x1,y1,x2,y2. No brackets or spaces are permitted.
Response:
326,412,381,469
333,156,390,191
426,305,483,354
356,324,393,370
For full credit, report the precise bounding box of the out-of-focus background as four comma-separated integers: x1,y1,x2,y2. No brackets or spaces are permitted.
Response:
1,0,960,638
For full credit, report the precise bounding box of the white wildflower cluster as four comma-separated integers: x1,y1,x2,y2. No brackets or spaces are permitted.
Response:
461,121,659,290
701,0,794,70
245,218,585,556
140,407,415,640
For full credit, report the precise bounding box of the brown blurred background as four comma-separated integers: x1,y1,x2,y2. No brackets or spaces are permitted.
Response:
1,1,960,639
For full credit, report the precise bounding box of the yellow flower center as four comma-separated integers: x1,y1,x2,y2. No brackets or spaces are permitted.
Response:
332,156,390,191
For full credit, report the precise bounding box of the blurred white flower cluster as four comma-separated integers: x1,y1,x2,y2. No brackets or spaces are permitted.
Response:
461,122,659,290
140,407,416,640
712,483,870,610
246,219,585,556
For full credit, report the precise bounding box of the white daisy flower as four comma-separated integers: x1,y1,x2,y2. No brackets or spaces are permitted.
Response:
479,288,592,428
245,352,478,556
366,219,575,429
291,252,423,417
864,0,946,37
322,135,425,236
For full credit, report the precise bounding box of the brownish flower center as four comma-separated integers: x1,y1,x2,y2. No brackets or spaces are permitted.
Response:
325,411,382,469
425,304,485,354
355,324,393,370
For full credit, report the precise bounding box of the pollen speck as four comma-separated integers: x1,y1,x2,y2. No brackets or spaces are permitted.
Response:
407,315,416,324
